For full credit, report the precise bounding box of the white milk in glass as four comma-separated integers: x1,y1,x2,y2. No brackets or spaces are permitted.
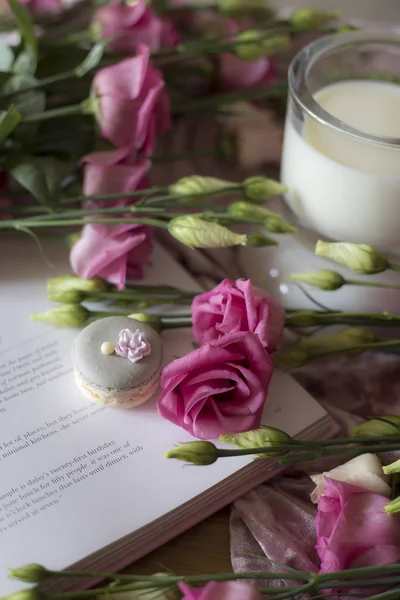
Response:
281,80,400,251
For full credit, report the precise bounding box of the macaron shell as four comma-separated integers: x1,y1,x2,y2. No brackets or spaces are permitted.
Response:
72,316,163,392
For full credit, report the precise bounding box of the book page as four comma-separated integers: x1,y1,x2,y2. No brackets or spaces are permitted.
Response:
0,238,326,594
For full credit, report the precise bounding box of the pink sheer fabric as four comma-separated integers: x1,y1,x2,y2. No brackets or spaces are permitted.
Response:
230,352,400,593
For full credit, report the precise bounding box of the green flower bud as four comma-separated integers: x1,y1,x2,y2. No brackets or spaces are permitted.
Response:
8,564,49,584
47,275,110,296
169,176,235,203
65,232,80,248
247,233,278,247
235,32,290,61
265,217,297,234
300,328,378,352
383,459,400,476
48,290,86,303
290,8,339,30
315,241,389,274
218,0,274,19
291,269,345,291
285,310,319,327
128,313,163,333
165,442,219,465
31,304,90,328
384,496,400,515
3,591,44,600
349,416,400,438
243,176,288,203
220,426,291,459
273,347,311,369
228,202,296,233
168,216,247,249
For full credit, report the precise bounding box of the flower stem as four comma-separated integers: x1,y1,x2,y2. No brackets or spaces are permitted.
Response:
0,217,169,229
389,263,400,271
347,279,400,290
0,70,76,102
172,83,287,115
21,102,87,122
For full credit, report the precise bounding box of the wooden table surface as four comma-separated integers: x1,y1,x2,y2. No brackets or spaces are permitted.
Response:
127,508,233,576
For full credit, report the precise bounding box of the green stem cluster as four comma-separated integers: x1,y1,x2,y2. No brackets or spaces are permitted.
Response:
8,563,400,600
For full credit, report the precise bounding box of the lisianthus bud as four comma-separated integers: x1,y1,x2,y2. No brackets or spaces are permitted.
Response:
300,328,378,352
273,347,311,369
218,0,274,19
285,310,319,327
168,216,247,249
103,573,181,600
65,233,81,248
47,275,110,295
247,233,278,247
315,241,389,274
265,217,297,234
290,8,339,30
4,591,44,600
48,290,86,303
227,201,296,233
235,31,290,61
349,416,400,438
165,442,218,465
384,496,400,515
220,426,291,459
128,313,163,333
8,564,49,584
243,176,288,203
291,269,345,291
31,304,90,328
169,176,234,203
383,459,400,476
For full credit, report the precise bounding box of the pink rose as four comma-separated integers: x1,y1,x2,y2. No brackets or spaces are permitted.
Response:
93,0,179,54
70,218,153,290
191,279,285,353
316,477,400,574
83,150,151,207
157,331,273,439
91,44,171,153
178,581,262,600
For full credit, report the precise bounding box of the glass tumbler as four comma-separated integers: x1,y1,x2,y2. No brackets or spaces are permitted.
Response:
280,32,400,252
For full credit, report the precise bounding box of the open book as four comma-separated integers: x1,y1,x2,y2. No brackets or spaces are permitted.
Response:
0,237,332,594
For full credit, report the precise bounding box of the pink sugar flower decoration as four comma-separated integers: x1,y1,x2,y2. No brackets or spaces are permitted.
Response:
115,328,151,363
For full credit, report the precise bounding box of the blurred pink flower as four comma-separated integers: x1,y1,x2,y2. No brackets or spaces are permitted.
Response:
218,21,276,90
157,331,273,439
82,149,151,208
316,477,400,574
179,581,262,600
191,278,285,353
70,219,153,290
91,44,170,154
0,0,61,14
93,0,179,54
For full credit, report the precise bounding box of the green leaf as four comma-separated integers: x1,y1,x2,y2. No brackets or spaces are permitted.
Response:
9,156,73,207
75,40,110,78
3,74,45,116
0,42,14,72
7,0,37,74
0,105,21,143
